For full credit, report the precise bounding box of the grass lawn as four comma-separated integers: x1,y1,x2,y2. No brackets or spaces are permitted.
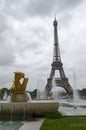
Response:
40,117,86,130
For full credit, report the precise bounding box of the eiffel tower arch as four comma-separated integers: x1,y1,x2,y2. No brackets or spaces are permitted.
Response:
45,18,73,97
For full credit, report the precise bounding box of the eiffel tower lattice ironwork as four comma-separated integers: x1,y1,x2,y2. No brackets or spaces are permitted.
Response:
45,18,73,96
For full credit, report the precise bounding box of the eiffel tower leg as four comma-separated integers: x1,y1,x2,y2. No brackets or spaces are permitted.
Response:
46,68,55,96
59,67,66,79
58,67,73,94
55,77,73,95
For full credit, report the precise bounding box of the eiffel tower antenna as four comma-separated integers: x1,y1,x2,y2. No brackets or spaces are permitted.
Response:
45,18,73,97
54,13,56,19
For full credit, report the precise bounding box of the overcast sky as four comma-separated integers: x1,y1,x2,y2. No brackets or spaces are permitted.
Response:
0,0,86,91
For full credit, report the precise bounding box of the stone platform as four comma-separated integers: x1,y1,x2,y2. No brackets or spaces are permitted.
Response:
0,100,59,120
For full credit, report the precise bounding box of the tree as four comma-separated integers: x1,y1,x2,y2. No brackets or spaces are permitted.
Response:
0,88,9,100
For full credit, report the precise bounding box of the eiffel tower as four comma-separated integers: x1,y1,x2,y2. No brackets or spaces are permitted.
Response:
45,18,73,97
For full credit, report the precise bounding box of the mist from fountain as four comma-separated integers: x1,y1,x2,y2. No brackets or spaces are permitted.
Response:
73,72,78,103
37,89,47,99
27,92,32,101
73,89,80,103
51,78,61,100
52,91,59,100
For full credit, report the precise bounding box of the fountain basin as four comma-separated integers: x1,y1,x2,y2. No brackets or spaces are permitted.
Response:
0,100,59,120
59,106,86,116
59,101,86,108
58,99,86,116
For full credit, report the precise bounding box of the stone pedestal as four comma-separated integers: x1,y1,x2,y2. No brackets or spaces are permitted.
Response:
11,93,29,102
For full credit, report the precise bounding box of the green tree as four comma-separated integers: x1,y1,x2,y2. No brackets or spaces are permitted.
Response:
0,88,9,100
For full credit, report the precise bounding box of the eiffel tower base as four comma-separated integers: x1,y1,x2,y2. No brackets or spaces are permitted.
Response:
55,78,73,95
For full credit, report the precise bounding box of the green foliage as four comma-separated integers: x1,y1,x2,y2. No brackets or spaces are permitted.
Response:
45,111,63,119
78,88,86,97
0,87,9,100
59,88,86,99
29,89,37,99
40,117,86,130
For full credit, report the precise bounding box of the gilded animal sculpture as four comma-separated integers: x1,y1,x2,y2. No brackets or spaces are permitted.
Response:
10,72,28,93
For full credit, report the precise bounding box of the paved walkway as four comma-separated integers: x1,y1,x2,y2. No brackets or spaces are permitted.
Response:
19,118,44,130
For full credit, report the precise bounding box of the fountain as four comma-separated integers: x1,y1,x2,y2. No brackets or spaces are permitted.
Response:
58,88,86,116
0,72,59,121
49,76,86,116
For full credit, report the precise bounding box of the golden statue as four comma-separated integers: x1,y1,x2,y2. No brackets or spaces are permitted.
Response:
10,72,29,102
11,72,28,93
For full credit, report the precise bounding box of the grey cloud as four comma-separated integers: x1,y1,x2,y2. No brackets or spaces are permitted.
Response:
3,0,82,19
27,0,82,16
0,72,12,88
0,12,15,66
4,0,28,20
0,12,9,33
15,34,42,53
26,0,55,16
0,43,15,66
14,24,48,55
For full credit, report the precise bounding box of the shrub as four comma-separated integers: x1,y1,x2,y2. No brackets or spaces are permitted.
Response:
45,111,63,119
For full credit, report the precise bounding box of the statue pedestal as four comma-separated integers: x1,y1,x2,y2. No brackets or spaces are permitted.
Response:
11,93,29,102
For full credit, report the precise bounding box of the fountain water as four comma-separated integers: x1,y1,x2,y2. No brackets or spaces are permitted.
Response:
0,107,2,123
52,91,59,100
73,72,79,104
10,106,14,123
0,121,22,130
37,89,40,99
51,78,61,100
73,89,80,104
27,92,32,101
37,89,47,99
3,92,8,100
23,107,26,122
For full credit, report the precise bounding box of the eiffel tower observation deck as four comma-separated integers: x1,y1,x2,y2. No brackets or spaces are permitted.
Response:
45,18,73,97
